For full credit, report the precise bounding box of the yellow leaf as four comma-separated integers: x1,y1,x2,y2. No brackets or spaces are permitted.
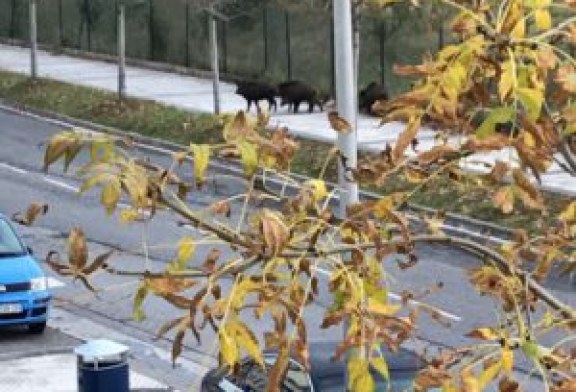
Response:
478,359,503,390
173,236,195,271
219,328,239,367
511,18,525,39
534,9,552,30
559,201,576,222
191,144,210,186
230,320,264,367
502,348,514,373
119,208,140,224
516,87,543,121
132,283,148,321
239,141,258,177
101,179,121,215
348,357,375,392
499,60,515,101
304,179,328,202
367,297,401,316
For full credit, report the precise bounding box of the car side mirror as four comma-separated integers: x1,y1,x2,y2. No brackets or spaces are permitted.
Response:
27,246,33,255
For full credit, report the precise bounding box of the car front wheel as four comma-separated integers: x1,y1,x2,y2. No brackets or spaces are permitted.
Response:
27,321,46,334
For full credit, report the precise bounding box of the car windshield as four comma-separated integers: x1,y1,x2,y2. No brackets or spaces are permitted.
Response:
0,218,25,257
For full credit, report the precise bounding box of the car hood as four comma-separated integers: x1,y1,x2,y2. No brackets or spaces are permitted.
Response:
0,254,43,284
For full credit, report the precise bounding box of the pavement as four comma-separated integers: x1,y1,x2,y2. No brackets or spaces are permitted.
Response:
0,43,575,196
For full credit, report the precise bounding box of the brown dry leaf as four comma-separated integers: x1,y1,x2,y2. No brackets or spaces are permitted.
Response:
393,62,436,76
493,186,515,214
393,116,421,162
465,327,500,341
327,111,352,134
499,376,520,392
260,210,290,257
414,366,451,389
68,227,88,271
202,249,220,274
12,202,49,226
416,145,458,166
209,200,231,218
489,161,509,183
512,169,543,208
555,65,576,93
146,276,196,295
463,135,510,152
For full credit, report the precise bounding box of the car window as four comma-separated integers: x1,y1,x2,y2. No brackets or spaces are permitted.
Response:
0,218,25,256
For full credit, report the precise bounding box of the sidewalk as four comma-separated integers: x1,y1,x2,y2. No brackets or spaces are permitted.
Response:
0,353,170,392
0,43,574,196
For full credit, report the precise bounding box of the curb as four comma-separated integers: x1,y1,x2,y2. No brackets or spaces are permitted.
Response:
0,100,514,245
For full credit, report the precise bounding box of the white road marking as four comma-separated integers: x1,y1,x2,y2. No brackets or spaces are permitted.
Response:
47,277,65,289
0,162,28,175
315,267,462,322
43,177,80,193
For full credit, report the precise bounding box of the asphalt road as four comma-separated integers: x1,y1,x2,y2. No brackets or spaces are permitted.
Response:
0,108,574,389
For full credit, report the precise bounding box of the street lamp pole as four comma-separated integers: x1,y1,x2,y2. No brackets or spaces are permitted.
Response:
334,0,359,216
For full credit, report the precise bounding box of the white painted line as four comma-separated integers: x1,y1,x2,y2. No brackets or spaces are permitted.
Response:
315,267,462,322
43,177,80,193
47,277,65,289
0,162,28,175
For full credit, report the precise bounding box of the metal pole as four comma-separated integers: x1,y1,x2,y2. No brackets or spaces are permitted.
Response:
333,0,358,216
209,12,221,114
117,2,126,101
29,0,37,79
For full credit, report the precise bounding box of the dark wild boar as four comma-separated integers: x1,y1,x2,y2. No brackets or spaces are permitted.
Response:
235,81,277,112
277,81,324,113
359,82,389,115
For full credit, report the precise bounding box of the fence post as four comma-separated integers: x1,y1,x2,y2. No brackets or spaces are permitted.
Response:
209,11,221,114
262,7,268,74
58,0,64,46
10,0,17,39
379,21,386,86
285,11,292,80
185,1,190,67
117,1,126,101
148,0,154,60
29,0,38,79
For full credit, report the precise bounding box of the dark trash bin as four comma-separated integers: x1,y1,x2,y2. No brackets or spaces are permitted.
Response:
75,339,130,392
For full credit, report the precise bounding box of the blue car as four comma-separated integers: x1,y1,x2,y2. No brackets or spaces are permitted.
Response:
0,214,51,334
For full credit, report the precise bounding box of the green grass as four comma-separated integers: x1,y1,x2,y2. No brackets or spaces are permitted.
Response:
0,70,571,232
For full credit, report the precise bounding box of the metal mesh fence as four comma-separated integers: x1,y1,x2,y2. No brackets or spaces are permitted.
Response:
0,0,448,96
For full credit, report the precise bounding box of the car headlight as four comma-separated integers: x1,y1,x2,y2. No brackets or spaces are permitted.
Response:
30,277,48,291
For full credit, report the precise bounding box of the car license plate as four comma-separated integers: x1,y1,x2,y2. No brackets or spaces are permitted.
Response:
0,303,23,314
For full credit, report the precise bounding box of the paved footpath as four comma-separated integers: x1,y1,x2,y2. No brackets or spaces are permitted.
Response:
0,43,574,196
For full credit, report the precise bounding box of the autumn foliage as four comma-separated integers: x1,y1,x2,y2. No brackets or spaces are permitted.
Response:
28,0,576,391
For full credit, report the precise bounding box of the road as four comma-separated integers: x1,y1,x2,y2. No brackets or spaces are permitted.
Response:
0,108,574,390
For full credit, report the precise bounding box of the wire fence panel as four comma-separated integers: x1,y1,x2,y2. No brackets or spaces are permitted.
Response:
0,1,448,96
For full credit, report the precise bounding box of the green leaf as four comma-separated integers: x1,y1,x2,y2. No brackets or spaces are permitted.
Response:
516,87,543,121
476,107,515,139
133,283,148,321
370,357,390,381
